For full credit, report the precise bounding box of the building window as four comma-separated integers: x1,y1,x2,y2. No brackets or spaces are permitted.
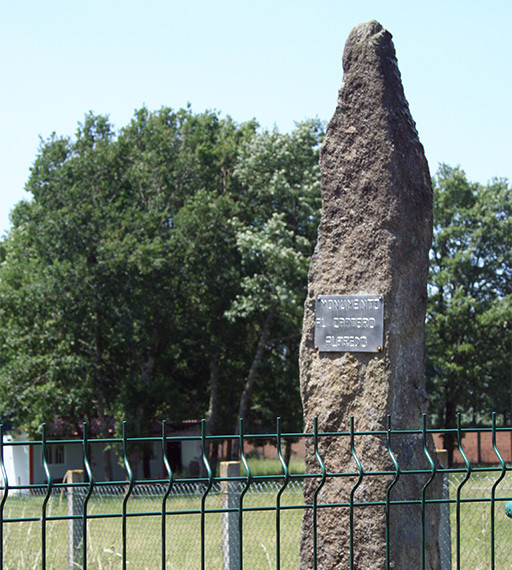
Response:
47,444,65,465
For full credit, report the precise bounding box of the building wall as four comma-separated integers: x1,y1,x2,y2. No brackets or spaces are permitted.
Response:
3,435,30,489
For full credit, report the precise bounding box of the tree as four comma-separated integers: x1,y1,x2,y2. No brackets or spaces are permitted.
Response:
0,108,324,470
0,107,256,477
426,164,512,464
227,120,323,451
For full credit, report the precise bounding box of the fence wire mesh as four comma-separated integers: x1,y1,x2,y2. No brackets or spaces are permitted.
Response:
447,472,512,570
1,481,303,569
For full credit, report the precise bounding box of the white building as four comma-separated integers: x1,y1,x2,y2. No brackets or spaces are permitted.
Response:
2,428,202,488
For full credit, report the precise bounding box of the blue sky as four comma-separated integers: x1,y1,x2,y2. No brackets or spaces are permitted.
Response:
1,0,510,236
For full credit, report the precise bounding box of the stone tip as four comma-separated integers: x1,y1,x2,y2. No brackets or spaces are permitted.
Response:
350,20,385,38
343,20,394,73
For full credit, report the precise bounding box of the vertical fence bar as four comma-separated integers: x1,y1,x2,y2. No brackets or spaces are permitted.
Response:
122,422,134,570
275,417,289,570
490,412,506,570
0,425,8,570
385,415,400,570
420,414,436,570
41,424,52,570
456,414,471,570
349,416,363,570
82,422,94,570
200,419,213,570
238,418,251,570
437,437,451,569
161,420,173,570
312,417,326,570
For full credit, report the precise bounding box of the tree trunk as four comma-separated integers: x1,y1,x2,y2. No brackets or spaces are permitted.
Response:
203,357,221,477
442,399,457,467
95,311,113,481
209,442,219,478
128,446,140,480
206,357,220,436
143,446,151,479
284,439,292,468
97,388,113,481
140,355,155,386
232,307,275,458
129,407,144,480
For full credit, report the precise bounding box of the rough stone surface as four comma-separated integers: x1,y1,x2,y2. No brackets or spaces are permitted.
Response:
299,21,441,569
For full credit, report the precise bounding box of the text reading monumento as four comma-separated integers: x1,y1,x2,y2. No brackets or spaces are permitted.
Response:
315,294,384,352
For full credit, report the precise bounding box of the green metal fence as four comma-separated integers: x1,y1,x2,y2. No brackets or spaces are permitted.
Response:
0,414,511,569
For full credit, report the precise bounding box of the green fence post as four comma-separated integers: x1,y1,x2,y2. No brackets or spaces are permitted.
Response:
420,415,436,570
238,418,251,570
312,416,326,570
0,425,8,570
161,420,173,570
41,423,52,570
200,419,213,570
385,415,400,570
436,444,451,570
490,412,506,570
349,416,363,570
122,422,134,570
82,421,94,570
456,414,471,570
275,417,290,570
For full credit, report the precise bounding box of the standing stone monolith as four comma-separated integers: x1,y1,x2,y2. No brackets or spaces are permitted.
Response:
299,21,441,569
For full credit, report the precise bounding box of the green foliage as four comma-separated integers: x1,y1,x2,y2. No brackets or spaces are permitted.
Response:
0,108,322,441
226,121,322,434
426,165,512,455
0,108,258,437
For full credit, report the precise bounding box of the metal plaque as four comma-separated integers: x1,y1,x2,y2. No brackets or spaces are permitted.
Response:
315,294,384,353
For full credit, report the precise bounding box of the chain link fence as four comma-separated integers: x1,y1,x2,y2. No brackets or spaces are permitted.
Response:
447,472,512,569
1,479,303,569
